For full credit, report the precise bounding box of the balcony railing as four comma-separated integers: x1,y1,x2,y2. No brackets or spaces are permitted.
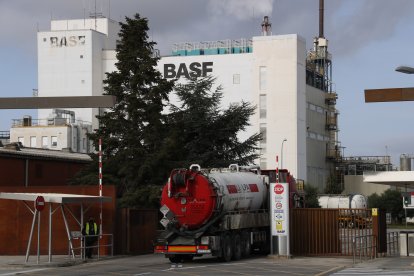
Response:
12,118,91,128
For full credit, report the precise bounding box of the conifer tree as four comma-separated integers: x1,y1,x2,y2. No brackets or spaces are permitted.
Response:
165,76,261,168
77,14,174,202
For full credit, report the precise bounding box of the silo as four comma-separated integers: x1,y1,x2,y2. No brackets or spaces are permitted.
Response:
400,154,412,171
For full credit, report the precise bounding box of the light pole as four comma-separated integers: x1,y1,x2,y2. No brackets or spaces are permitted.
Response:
281,138,287,169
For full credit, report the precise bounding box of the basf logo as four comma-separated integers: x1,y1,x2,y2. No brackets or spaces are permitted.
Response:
163,62,213,79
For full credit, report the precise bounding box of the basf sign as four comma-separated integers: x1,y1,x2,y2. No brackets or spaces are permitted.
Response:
163,62,213,79
270,182,289,236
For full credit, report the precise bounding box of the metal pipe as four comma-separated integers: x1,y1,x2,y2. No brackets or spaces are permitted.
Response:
319,0,324,38
37,211,40,264
25,159,29,187
26,209,38,263
61,205,76,259
48,203,52,262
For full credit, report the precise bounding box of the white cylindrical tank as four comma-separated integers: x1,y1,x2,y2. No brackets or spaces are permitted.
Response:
318,194,367,209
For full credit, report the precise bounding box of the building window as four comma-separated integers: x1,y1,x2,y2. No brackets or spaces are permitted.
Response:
260,158,267,170
51,136,58,147
260,123,267,153
18,137,24,146
83,138,86,150
233,74,240,84
43,38,47,42
30,136,37,147
80,55,83,59
259,66,267,90
42,136,48,148
259,94,267,119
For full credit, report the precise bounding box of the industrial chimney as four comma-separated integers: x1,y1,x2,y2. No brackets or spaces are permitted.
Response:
319,0,324,38
261,16,272,36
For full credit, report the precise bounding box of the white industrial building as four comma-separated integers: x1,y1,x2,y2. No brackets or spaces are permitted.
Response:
12,16,341,190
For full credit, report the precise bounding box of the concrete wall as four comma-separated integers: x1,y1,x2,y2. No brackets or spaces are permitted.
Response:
344,175,390,196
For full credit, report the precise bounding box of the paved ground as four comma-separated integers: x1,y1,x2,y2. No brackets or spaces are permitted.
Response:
0,254,412,275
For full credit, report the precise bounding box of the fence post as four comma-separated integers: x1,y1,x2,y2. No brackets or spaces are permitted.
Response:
352,237,356,264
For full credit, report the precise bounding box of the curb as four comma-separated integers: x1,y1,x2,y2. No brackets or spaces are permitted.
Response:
314,265,345,276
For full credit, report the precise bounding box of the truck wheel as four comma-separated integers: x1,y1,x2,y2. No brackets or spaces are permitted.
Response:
232,234,242,261
181,254,194,262
168,255,183,263
220,234,233,262
241,232,251,257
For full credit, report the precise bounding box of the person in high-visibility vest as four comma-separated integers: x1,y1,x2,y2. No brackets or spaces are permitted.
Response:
82,217,99,259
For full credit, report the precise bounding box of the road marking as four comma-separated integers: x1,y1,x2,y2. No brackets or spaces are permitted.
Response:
331,267,414,275
0,268,50,275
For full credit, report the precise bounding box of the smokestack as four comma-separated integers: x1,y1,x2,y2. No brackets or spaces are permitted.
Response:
319,0,324,38
261,16,272,36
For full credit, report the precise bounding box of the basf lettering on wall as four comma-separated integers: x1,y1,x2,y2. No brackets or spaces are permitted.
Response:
50,36,86,47
164,62,213,79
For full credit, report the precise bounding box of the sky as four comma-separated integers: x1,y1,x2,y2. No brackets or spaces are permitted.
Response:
1,0,414,167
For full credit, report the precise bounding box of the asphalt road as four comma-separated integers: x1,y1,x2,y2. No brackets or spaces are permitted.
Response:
0,254,352,276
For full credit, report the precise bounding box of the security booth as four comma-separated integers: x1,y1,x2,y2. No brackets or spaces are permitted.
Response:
0,192,112,263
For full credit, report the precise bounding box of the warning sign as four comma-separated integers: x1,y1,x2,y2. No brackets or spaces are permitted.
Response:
274,184,284,194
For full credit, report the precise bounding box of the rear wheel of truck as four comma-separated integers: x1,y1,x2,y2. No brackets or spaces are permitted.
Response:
168,255,183,263
181,254,194,262
220,234,233,262
232,234,242,260
241,231,251,258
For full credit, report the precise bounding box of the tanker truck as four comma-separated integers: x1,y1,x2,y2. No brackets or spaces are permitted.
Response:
318,194,370,228
154,164,304,262
154,164,270,262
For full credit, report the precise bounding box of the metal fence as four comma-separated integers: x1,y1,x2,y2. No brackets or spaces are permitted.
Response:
352,234,377,264
291,208,373,256
386,231,399,256
70,233,113,260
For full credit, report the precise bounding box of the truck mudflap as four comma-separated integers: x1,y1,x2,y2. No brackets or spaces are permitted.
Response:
154,245,211,255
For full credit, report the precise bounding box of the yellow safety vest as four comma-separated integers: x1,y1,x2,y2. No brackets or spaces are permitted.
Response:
85,222,98,235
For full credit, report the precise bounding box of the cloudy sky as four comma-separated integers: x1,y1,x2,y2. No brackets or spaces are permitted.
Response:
1,0,414,166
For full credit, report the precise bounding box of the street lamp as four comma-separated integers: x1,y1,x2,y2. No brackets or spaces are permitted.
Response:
395,66,414,74
281,138,287,169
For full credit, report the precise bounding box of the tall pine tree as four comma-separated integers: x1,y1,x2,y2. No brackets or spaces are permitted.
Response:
78,14,174,203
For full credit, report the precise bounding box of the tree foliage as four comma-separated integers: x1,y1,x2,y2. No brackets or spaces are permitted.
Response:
368,189,404,221
165,76,261,168
304,184,320,208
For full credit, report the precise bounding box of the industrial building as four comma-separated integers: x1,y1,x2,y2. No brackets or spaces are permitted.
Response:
10,11,343,190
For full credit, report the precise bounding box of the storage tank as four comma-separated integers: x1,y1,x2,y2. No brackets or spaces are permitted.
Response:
318,194,367,209
161,165,267,230
400,154,412,171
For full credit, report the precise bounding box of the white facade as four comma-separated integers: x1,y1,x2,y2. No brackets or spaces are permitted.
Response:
157,35,307,181
37,18,120,129
10,116,92,153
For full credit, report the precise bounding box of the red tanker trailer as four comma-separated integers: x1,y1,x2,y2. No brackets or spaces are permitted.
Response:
154,164,302,262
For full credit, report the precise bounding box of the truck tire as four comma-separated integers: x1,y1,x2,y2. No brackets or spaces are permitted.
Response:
220,234,233,262
232,234,242,261
168,255,183,263
241,232,251,257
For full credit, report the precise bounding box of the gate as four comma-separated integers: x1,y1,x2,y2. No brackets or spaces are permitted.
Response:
115,208,159,254
291,208,372,256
